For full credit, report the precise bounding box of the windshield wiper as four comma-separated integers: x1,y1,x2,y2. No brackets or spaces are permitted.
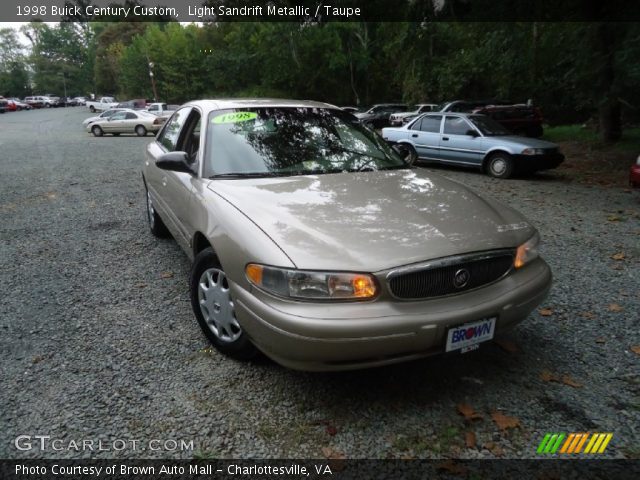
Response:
209,172,280,179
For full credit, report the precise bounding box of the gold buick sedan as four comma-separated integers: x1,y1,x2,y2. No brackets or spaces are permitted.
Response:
142,99,551,371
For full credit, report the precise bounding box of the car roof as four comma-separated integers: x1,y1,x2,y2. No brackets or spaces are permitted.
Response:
183,98,341,111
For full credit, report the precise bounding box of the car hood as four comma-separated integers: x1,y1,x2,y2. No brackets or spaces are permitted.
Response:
491,136,558,149
207,169,535,271
83,116,100,125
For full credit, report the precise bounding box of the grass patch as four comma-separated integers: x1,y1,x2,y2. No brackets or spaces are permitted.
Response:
543,124,640,153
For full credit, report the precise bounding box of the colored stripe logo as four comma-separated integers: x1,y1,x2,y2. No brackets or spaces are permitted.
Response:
537,433,612,454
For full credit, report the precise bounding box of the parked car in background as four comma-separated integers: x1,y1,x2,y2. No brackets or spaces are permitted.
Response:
86,96,119,112
82,108,127,127
44,94,62,107
382,112,563,178
7,98,29,110
340,106,360,114
631,155,640,188
142,99,551,370
439,100,544,137
24,96,55,108
116,99,147,110
87,109,163,137
0,97,7,113
355,103,407,129
390,103,439,126
70,96,87,106
146,102,179,116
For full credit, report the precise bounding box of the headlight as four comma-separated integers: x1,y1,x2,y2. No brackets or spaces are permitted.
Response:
246,264,378,300
521,148,545,155
514,232,540,269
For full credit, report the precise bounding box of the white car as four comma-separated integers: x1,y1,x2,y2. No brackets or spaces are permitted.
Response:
82,108,127,127
389,104,439,126
87,110,163,137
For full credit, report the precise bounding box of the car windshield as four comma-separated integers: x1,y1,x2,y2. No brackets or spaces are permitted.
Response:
469,115,512,136
204,107,408,178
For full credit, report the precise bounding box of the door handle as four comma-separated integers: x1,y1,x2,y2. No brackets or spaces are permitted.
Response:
411,134,418,138
442,137,449,141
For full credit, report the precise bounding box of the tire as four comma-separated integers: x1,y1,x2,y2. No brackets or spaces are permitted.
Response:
89,106,96,112
135,125,147,137
190,248,257,360
145,189,169,238
395,143,419,165
91,125,104,137
486,152,514,179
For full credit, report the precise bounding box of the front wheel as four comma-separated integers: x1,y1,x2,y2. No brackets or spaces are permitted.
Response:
190,248,257,360
91,125,104,137
486,153,514,179
135,125,147,136
89,106,96,112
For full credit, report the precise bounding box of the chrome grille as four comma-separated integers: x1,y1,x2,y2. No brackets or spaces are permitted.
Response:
388,251,515,299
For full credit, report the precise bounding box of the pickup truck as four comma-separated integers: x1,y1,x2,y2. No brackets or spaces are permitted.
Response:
86,97,119,112
146,103,178,116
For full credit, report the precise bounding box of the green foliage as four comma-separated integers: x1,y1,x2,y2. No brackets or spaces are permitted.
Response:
4,19,640,145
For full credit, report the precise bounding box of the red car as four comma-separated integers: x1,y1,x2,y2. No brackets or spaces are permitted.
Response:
631,156,640,188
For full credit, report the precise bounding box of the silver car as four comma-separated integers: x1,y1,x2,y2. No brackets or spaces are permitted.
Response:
142,99,551,371
87,110,162,137
382,113,564,178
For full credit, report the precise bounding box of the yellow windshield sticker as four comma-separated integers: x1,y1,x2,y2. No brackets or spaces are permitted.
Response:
212,112,257,124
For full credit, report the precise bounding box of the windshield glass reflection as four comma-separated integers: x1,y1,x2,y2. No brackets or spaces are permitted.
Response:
204,107,407,178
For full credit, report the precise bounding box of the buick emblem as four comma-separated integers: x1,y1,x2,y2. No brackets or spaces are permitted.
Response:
453,268,470,289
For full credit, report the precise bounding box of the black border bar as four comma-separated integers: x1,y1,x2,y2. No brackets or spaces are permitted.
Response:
0,0,639,22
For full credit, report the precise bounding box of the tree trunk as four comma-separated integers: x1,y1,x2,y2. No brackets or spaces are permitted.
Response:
595,23,622,143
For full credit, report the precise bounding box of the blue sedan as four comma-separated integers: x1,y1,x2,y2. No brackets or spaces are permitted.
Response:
382,113,564,178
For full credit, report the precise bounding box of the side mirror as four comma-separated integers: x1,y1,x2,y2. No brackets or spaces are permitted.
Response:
466,129,479,137
156,152,194,174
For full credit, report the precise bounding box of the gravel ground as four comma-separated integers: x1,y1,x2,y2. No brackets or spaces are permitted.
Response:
1,108,638,460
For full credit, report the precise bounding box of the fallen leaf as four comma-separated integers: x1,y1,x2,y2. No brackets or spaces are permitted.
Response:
608,303,624,312
607,215,621,222
541,370,583,388
457,403,483,421
540,370,558,382
595,337,606,344
465,431,477,449
580,311,596,319
486,442,505,456
561,375,583,388
326,425,338,436
321,446,345,460
134,282,147,288
491,411,520,431
611,252,626,261
631,346,640,356
436,460,468,475
160,271,174,279
32,355,45,364
494,338,518,354
539,308,554,317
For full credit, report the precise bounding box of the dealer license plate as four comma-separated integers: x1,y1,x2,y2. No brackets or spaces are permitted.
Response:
445,317,496,353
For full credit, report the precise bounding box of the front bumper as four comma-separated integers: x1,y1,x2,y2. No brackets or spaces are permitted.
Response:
513,153,565,171
232,258,552,371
